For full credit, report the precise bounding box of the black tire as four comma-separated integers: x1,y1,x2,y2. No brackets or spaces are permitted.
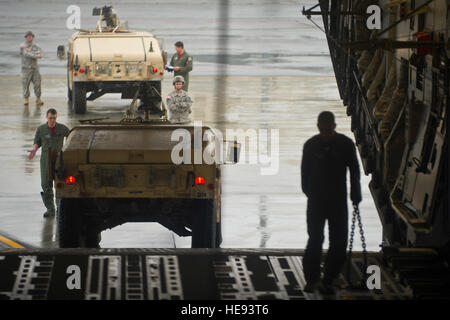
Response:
58,198,82,248
215,221,222,248
73,82,86,114
85,227,101,248
191,199,217,248
140,81,162,115
67,74,72,101
148,100,163,115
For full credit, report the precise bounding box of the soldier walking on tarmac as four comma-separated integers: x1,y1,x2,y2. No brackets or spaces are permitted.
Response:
28,109,69,217
301,111,362,295
166,76,193,123
20,31,44,106
168,41,193,91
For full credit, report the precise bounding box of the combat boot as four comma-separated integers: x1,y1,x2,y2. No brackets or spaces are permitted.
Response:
24,98,29,105
43,210,55,218
36,97,44,106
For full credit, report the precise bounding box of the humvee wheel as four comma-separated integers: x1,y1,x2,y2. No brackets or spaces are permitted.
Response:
148,101,163,115
85,229,101,248
67,74,72,101
58,198,82,248
191,199,218,248
73,82,87,114
215,221,222,248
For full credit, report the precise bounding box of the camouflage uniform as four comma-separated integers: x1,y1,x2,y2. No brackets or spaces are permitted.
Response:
170,51,193,91
33,123,70,213
20,41,43,98
166,90,193,123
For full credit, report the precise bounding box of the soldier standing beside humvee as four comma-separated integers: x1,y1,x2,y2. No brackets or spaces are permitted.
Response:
169,41,193,91
167,75,193,123
20,31,44,106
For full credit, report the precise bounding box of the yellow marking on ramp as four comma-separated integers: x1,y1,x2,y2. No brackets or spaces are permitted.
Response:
0,235,24,248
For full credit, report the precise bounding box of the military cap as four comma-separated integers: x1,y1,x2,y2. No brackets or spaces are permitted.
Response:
173,75,185,84
24,31,35,38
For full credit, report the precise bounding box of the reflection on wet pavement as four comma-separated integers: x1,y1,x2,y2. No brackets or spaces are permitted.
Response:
258,195,270,248
40,215,56,248
0,75,382,249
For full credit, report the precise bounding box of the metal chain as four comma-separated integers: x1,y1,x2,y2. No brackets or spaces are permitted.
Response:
355,205,368,283
346,207,357,281
346,205,368,287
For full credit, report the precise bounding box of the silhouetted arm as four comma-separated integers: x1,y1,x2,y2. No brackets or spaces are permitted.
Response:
349,141,362,205
301,141,312,197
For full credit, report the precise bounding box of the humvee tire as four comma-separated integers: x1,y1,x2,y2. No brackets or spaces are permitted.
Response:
58,198,82,248
85,226,101,248
73,82,86,114
191,199,218,248
67,73,72,101
215,221,222,248
140,82,163,115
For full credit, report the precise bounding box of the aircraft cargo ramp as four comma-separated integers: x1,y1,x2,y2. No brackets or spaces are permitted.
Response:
0,248,448,300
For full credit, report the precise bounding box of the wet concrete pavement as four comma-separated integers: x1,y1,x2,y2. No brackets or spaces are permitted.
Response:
0,0,331,77
0,75,382,249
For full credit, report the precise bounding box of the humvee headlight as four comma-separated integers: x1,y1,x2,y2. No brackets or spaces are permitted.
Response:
95,63,109,75
128,65,138,73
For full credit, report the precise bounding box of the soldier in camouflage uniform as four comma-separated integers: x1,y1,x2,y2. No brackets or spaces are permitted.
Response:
28,109,69,217
166,76,193,123
20,31,44,106
169,41,193,91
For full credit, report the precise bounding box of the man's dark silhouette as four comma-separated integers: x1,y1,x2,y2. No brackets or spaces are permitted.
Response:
301,111,362,294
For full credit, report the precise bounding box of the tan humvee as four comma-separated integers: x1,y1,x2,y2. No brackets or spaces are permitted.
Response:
66,6,167,114
54,120,239,248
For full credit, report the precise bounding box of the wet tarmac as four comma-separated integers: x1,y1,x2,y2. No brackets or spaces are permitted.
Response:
0,75,382,249
0,0,331,77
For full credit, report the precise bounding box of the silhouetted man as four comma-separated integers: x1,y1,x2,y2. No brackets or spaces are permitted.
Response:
301,111,361,294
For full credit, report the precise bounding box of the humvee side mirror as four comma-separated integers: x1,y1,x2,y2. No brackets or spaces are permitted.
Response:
225,140,241,164
57,45,65,60
92,7,101,16
162,50,168,66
